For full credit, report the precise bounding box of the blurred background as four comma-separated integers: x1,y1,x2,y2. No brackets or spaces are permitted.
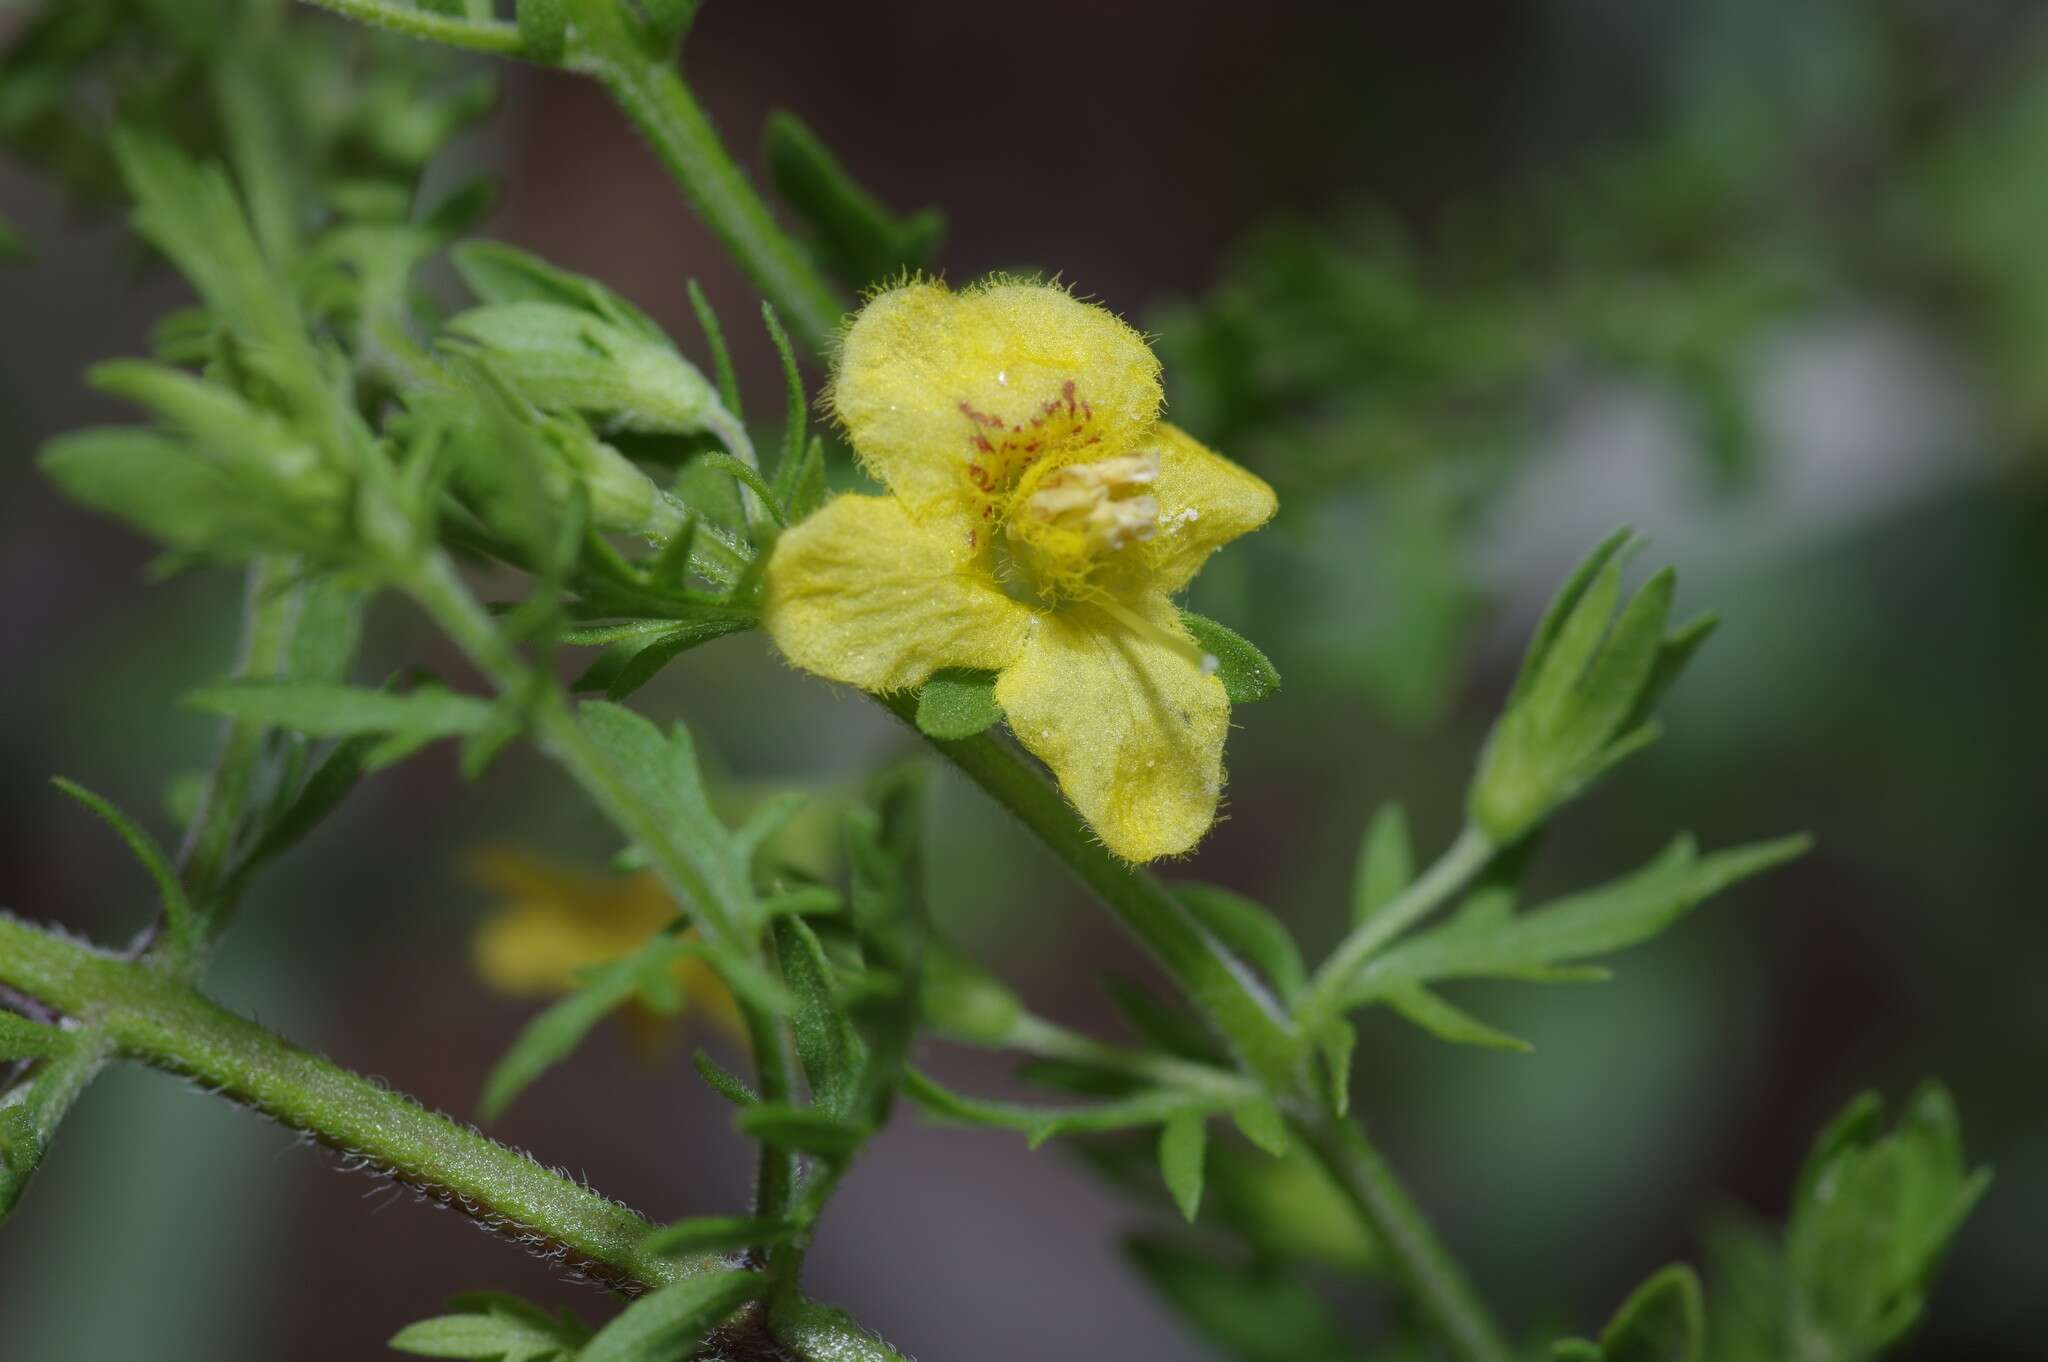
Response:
2,0,2044,1357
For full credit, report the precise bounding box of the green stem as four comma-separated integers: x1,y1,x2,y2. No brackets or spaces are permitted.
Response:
299,0,528,57
0,913,698,1291
877,693,1304,1099
1002,1013,1262,1104
1297,824,1495,1032
562,2,846,356
1296,1113,1517,1362
182,556,304,959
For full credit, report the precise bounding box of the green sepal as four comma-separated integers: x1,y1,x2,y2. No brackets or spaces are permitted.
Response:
1180,610,1281,703
914,668,1004,739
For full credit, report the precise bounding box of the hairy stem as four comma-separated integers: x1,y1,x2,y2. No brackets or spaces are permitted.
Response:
0,913,698,1291
564,4,846,356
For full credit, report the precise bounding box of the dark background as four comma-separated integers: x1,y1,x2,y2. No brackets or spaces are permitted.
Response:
2,1,2043,1358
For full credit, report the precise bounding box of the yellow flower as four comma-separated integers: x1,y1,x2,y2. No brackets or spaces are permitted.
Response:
761,279,1276,862
468,849,740,1038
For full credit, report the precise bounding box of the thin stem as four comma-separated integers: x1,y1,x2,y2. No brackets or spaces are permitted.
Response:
1295,1112,1517,1362
182,556,304,959
876,692,1305,1099
299,0,529,58
0,913,698,1292
562,2,845,356
1003,1013,1263,1104
1297,825,1495,1033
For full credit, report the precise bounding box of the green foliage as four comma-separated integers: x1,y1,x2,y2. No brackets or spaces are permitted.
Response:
764,110,944,290
1180,610,1282,703
1471,534,1714,843
577,1269,765,1362
1126,1237,1366,1362
1159,1111,1208,1221
1556,1265,1705,1362
1352,801,1415,926
1335,834,1809,1015
914,669,1005,739
641,1214,796,1257
185,680,499,768
388,1292,590,1361
48,779,192,943
479,936,695,1122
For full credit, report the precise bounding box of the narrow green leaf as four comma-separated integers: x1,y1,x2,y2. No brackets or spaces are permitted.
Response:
643,1214,797,1257
903,1068,1217,1147
454,241,662,337
1384,983,1532,1052
1623,611,1719,733
685,280,742,420
1231,1099,1290,1157
693,1048,759,1105
1352,800,1415,926
569,615,755,700
761,303,809,511
764,110,944,288
1159,1111,1208,1222
1598,1264,1704,1362
480,938,691,1121
774,916,863,1119
389,1292,588,1361
1314,1019,1355,1117
733,1102,869,1155
1104,976,1226,1064
1179,610,1281,703
914,669,1004,739
1175,883,1307,1004
185,680,494,743
578,1269,764,1362
50,779,191,940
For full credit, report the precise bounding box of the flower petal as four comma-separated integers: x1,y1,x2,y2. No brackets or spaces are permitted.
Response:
995,596,1230,862
762,493,1032,692
1140,423,1277,594
831,279,1164,519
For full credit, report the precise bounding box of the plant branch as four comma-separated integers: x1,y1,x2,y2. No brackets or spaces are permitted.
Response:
876,692,1305,1096
1296,824,1496,1034
1295,1112,1518,1362
298,0,529,58
0,912,699,1292
561,1,846,356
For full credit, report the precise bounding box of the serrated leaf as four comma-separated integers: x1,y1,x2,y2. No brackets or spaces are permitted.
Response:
1384,983,1532,1052
1175,882,1306,1005
578,1268,764,1362
388,1292,589,1361
1159,1111,1208,1222
1180,610,1280,703
914,669,1003,739
642,1214,797,1257
186,680,494,746
480,937,692,1121
573,703,761,952
1339,834,1809,1011
1352,801,1414,926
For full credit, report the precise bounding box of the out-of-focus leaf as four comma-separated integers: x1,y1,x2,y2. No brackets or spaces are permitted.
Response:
388,1291,589,1361
577,1268,764,1362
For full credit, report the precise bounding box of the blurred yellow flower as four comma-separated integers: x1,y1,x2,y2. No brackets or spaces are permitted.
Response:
761,279,1275,863
468,849,740,1038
